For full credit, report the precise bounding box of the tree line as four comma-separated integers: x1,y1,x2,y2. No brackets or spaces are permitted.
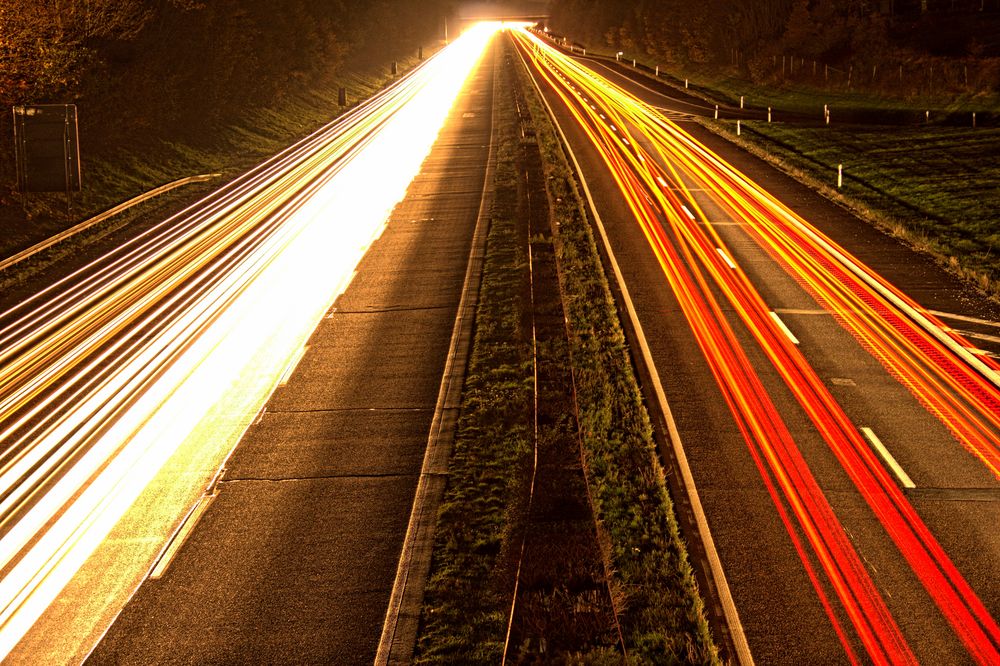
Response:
548,0,1000,79
0,0,449,203
2,1,448,146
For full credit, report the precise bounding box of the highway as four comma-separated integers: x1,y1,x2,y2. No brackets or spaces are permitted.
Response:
1,18,997,662
0,24,500,662
514,27,1000,665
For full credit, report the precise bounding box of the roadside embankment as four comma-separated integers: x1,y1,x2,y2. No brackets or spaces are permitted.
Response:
544,34,1000,300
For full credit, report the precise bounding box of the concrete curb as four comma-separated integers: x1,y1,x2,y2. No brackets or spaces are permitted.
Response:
374,37,500,666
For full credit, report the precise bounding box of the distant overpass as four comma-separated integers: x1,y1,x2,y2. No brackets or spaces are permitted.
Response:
454,0,550,22
455,14,550,22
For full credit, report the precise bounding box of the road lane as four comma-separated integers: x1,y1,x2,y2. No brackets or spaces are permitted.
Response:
516,28,1000,665
3,26,500,665
79,37,498,666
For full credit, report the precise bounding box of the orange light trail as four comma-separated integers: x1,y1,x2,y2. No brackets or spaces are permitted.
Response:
513,27,1000,664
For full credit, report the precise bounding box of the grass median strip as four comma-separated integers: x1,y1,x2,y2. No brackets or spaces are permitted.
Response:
415,48,533,663
516,49,719,665
415,38,718,663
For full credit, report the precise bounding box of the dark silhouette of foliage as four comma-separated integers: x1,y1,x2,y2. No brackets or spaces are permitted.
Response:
0,0,448,205
548,0,1000,71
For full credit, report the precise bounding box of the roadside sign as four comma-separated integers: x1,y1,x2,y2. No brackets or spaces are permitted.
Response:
13,104,82,193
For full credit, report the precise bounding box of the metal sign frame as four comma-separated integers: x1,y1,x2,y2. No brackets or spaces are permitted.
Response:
13,104,82,193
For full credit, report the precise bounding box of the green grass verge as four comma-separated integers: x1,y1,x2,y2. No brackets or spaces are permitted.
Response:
515,49,719,664
574,42,1000,114
414,58,533,664
661,65,1000,116
711,118,1000,297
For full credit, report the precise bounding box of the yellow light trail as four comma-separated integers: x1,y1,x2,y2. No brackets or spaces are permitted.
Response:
0,22,501,658
514,27,1000,664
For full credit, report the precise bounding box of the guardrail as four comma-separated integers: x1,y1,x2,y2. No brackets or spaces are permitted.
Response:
0,172,220,274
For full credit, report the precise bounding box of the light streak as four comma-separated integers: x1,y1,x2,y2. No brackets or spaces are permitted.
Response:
0,22,501,657
513,27,1000,664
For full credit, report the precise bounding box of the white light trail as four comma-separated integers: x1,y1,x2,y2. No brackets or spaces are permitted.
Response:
0,21,501,657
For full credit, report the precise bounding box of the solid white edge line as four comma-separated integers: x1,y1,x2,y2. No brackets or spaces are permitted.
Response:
148,493,215,580
769,311,800,345
860,427,916,489
716,247,736,270
516,34,755,666
277,345,308,386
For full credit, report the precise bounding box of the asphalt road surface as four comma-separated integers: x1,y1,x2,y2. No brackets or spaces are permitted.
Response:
80,43,497,666
517,29,999,665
